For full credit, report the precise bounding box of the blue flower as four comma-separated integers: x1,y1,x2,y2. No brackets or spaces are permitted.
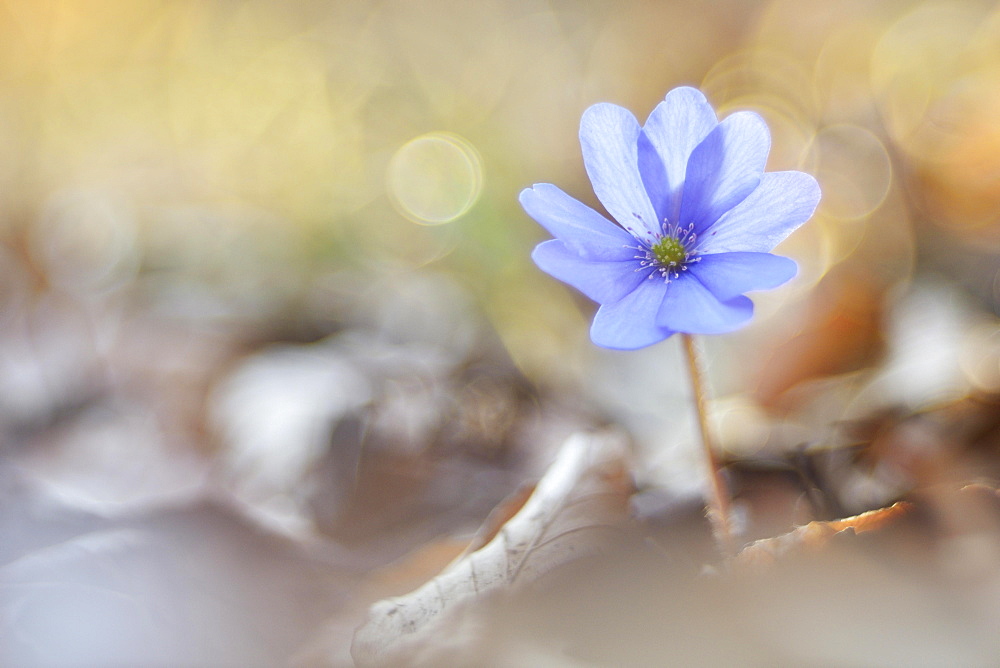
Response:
520,87,821,350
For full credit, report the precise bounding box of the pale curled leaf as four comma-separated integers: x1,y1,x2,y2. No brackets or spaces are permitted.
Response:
351,432,633,666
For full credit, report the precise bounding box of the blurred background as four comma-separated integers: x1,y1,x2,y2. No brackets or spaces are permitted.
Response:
1,0,1000,665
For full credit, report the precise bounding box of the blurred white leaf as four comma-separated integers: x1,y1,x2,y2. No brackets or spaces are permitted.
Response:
351,431,633,666
15,401,208,513
851,281,977,414
211,342,372,533
0,498,343,667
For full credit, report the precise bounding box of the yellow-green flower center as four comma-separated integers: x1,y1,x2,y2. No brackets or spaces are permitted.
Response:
650,236,687,268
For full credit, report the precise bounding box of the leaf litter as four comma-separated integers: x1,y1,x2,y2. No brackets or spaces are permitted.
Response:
3,268,1000,666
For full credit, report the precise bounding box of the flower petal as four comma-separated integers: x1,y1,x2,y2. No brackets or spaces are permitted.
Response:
688,252,797,301
590,279,672,350
532,240,646,305
679,111,770,234
637,132,669,232
641,87,718,223
580,103,661,243
697,171,821,253
519,184,637,261
655,273,754,334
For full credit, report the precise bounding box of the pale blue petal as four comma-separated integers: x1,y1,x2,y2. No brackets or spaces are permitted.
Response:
532,240,646,305
519,184,637,261
590,279,672,350
697,171,821,253
655,273,754,334
688,252,797,301
641,87,718,223
637,132,669,231
679,111,770,234
580,103,661,244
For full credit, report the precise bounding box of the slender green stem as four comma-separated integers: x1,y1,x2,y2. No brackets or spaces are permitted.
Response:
681,333,735,558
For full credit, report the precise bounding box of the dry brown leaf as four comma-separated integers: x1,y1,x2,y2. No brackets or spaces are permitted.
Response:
751,274,885,411
735,501,914,572
350,431,632,666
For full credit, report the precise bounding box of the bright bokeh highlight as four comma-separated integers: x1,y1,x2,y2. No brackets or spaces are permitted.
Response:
387,132,483,225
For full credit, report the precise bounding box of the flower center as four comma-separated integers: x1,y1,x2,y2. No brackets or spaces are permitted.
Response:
650,236,687,269
629,220,702,283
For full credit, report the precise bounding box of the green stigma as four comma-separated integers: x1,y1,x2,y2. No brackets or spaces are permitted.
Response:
650,236,687,268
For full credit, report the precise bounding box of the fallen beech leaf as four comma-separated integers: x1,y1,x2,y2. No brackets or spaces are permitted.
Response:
351,432,632,666
735,501,914,571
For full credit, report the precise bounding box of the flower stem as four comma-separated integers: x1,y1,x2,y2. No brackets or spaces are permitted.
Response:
680,333,735,559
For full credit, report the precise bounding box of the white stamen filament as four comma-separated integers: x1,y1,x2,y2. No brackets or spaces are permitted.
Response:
627,219,703,283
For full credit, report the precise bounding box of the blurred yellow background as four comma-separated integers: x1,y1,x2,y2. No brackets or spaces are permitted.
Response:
0,0,998,386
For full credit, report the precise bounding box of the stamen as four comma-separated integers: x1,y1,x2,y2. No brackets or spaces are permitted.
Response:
631,217,702,284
